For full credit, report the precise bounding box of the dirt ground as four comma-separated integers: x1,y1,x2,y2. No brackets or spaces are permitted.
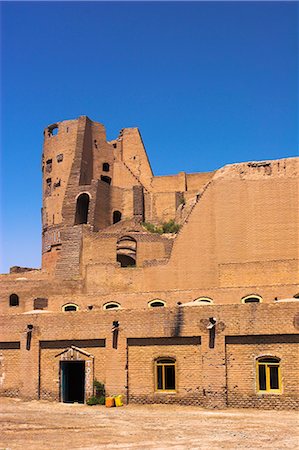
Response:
0,398,298,449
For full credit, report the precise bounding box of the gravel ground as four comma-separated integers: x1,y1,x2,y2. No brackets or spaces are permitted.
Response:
0,397,298,449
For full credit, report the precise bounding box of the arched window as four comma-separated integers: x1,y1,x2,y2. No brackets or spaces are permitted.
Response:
155,358,176,392
9,294,19,307
102,163,110,172
117,236,137,267
101,175,111,185
256,357,281,393
103,302,121,310
75,193,90,224
62,303,78,312
113,211,122,224
194,297,213,305
148,300,166,308
242,295,262,304
47,124,58,137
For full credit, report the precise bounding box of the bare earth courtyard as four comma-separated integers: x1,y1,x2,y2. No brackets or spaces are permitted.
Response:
0,398,298,450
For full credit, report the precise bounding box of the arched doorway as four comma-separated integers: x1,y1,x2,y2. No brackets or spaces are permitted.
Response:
75,193,90,224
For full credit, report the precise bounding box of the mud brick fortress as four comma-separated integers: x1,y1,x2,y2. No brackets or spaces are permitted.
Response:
0,116,298,409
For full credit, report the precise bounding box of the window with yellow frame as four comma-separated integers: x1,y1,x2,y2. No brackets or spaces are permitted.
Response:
155,358,176,392
256,357,281,393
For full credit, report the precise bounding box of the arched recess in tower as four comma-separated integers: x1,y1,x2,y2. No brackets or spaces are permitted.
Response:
75,193,90,225
116,236,137,267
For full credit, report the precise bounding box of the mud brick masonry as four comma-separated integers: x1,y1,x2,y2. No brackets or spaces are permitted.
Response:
0,116,298,409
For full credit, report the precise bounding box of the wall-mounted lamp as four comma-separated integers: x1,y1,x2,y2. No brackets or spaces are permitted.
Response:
207,317,217,329
207,317,216,349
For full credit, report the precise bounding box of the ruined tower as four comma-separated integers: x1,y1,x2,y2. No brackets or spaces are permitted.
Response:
41,116,154,277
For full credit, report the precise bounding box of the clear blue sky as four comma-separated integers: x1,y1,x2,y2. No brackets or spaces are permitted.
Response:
0,1,298,273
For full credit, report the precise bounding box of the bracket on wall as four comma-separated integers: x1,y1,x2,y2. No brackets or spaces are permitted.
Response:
112,321,119,349
26,324,33,350
207,317,217,349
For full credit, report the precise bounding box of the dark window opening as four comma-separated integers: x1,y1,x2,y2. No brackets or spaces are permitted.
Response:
149,301,165,308
113,211,122,224
54,179,61,189
244,298,260,303
113,143,117,149
46,159,52,172
258,364,266,390
117,254,136,267
157,365,163,389
165,365,175,390
101,175,111,185
104,303,120,310
102,163,110,172
48,124,58,137
75,193,90,225
57,154,63,163
293,293,299,298
156,358,176,391
63,304,78,312
60,361,85,403
243,296,261,304
269,365,279,390
46,178,52,194
9,294,19,307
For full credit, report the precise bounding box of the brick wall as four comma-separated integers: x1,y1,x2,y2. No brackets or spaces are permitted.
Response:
226,339,299,409
128,338,202,405
0,343,20,397
0,304,298,409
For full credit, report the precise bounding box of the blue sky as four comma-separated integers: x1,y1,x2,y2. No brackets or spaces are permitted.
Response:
0,1,298,273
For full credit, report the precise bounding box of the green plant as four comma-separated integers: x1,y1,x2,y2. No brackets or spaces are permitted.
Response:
86,396,101,406
93,379,105,398
142,220,180,235
97,395,105,405
142,222,162,234
162,219,180,234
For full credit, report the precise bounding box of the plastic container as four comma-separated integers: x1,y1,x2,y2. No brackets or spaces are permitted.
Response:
105,397,115,407
115,395,123,407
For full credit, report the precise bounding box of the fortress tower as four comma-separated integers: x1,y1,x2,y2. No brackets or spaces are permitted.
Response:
41,116,154,276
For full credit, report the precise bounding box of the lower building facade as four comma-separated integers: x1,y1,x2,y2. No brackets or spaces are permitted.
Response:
1,303,298,410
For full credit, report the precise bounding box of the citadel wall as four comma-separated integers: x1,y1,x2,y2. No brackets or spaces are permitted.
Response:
0,116,298,409
0,117,298,315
